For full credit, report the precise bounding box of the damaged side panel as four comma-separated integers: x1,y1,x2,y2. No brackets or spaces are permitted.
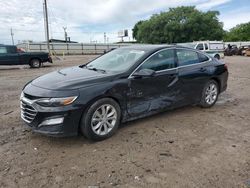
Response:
127,68,181,118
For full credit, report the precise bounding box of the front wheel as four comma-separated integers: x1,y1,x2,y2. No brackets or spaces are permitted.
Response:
29,59,41,68
199,80,219,108
80,98,121,141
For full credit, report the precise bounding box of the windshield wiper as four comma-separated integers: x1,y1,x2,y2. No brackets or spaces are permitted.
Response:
79,64,87,68
86,66,106,73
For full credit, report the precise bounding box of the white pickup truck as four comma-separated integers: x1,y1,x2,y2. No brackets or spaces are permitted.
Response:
179,41,224,60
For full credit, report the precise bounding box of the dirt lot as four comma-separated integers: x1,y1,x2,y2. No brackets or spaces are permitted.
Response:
0,55,249,188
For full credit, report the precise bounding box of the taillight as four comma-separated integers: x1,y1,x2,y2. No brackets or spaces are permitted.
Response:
224,64,228,71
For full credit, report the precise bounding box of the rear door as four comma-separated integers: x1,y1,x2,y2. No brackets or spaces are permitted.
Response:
176,48,211,104
127,48,180,117
7,46,20,65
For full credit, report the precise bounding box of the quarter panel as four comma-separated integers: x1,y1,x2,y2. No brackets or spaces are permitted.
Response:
178,62,212,103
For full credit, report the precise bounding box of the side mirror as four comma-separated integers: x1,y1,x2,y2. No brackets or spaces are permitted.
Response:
133,69,155,78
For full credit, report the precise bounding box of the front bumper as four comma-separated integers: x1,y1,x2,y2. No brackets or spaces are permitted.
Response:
20,96,82,137
219,70,228,93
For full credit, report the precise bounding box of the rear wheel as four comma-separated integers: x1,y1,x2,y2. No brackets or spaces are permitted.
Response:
80,98,121,141
29,58,41,68
200,80,219,108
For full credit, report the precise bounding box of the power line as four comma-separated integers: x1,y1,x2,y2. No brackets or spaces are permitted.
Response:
47,1,58,39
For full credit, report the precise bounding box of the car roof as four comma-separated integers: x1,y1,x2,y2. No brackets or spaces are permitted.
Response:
0,44,15,47
121,44,189,52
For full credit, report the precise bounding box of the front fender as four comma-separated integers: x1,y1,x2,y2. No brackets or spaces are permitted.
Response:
77,79,129,120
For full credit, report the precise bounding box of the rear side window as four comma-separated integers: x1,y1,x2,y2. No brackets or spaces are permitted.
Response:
139,49,176,71
176,49,199,66
0,47,7,54
198,53,209,62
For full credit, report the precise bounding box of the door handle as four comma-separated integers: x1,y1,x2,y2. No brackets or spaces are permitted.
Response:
200,67,207,72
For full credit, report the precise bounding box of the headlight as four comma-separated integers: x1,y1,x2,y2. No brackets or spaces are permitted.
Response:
36,96,78,107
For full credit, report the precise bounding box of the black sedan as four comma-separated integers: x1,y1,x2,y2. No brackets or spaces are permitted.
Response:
20,45,228,141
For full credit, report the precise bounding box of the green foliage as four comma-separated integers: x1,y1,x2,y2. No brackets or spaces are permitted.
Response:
132,21,143,39
224,22,250,41
132,6,224,44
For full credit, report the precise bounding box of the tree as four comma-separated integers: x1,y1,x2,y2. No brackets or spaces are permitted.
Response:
132,6,224,44
224,22,250,41
132,21,143,39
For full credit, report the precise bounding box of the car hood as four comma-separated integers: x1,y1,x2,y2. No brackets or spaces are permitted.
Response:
31,66,114,90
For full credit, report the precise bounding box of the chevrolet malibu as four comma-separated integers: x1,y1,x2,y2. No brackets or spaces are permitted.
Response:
20,45,228,141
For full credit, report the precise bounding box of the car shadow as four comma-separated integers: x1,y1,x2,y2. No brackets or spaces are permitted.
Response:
28,97,229,146
30,105,198,146
119,105,196,130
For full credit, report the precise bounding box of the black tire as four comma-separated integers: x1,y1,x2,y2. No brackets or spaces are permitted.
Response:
199,80,219,108
80,98,121,141
214,54,220,60
29,58,41,68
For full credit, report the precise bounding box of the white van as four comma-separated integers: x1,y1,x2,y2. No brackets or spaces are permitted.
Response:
179,41,224,59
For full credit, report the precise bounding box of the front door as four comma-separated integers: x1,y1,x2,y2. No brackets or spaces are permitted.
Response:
0,46,19,65
127,48,180,117
0,46,9,65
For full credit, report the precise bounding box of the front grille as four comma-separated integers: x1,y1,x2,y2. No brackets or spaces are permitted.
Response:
20,100,37,123
24,93,41,100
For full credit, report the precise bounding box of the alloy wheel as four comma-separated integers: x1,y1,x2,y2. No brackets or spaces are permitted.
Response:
205,83,218,105
91,104,117,136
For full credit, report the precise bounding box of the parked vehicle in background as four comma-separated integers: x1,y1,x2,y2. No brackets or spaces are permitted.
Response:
0,45,52,68
238,45,250,56
20,45,228,141
224,44,239,56
246,48,250,57
179,41,224,60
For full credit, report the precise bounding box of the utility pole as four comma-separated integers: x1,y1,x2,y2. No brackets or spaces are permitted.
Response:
63,27,67,42
10,28,14,45
43,0,50,53
104,32,106,43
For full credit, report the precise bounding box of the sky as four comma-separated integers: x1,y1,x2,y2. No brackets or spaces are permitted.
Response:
0,0,250,44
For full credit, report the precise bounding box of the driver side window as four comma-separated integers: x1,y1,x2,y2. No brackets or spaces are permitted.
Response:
0,47,7,54
138,49,176,72
196,43,204,50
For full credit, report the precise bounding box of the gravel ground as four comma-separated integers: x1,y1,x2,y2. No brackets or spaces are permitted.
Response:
0,55,249,188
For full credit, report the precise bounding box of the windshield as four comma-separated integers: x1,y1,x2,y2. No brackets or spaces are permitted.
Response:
85,48,145,73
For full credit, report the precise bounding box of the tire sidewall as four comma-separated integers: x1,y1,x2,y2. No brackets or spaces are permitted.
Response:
30,59,41,68
200,80,219,108
81,98,121,141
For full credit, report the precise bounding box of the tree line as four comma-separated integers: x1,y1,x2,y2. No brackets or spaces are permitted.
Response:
132,6,250,44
